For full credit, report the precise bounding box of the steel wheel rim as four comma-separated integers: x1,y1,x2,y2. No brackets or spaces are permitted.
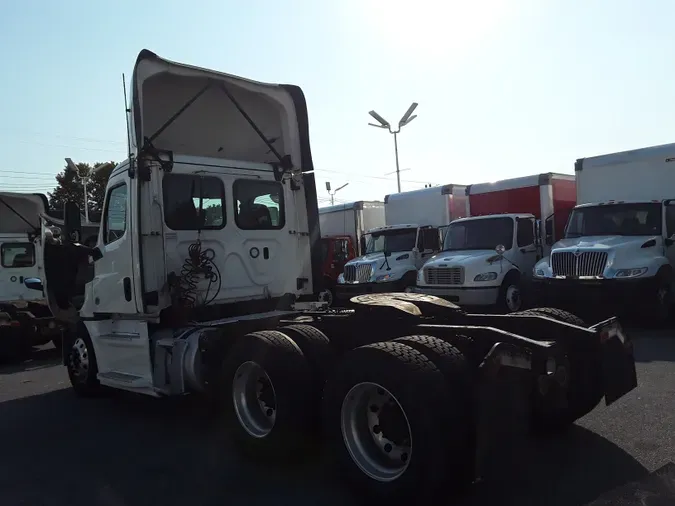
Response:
340,382,412,482
506,284,521,311
68,337,90,383
232,361,277,438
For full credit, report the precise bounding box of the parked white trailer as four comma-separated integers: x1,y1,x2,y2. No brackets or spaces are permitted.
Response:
335,185,467,300
28,49,638,506
533,142,675,323
319,200,385,256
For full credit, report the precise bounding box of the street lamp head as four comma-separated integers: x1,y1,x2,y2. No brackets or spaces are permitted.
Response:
326,181,332,192
368,110,390,129
398,102,418,127
64,157,78,174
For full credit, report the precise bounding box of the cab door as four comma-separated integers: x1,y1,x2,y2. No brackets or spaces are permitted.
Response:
515,217,538,278
84,165,152,387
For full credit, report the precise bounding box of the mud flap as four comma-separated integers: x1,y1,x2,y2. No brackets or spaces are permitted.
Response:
473,342,533,481
593,319,638,406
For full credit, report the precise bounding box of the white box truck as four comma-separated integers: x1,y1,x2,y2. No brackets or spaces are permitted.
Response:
318,201,385,304
414,173,576,312
335,184,467,300
533,142,675,323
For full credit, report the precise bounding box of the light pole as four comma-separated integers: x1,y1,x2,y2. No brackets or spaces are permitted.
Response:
326,181,349,205
368,102,418,193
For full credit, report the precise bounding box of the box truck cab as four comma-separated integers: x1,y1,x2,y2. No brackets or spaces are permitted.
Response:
334,184,466,301
533,143,675,322
414,173,576,312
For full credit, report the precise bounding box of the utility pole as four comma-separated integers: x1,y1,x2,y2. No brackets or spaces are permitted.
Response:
368,102,418,193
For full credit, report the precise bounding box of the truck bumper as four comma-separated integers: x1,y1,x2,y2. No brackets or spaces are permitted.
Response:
412,285,499,306
335,279,409,301
531,276,658,316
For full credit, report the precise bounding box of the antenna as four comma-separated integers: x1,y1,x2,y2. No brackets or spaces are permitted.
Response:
122,73,132,157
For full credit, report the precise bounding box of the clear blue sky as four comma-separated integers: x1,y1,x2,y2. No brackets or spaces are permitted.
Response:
1,0,674,207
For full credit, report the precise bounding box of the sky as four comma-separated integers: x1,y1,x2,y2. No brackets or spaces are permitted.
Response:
1,0,675,208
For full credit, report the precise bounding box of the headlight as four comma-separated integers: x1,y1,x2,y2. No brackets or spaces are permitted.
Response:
337,273,345,284
375,273,393,282
474,272,498,282
614,267,648,279
534,268,545,278
417,269,424,282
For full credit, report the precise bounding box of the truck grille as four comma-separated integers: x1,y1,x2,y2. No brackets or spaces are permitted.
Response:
551,251,608,277
343,264,373,283
424,267,464,285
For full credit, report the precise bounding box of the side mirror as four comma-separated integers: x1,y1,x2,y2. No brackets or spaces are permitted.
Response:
24,277,44,292
64,201,82,243
495,244,506,256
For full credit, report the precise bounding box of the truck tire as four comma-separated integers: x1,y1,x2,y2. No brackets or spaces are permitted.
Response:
400,272,417,293
222,330,313,459
280,324,335,425
66,329,104,397
322,341,470,504
517,307,587,328
526,308,603,433
497,272,522,313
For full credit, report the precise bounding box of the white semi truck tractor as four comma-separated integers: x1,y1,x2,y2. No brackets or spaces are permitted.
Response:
26,49,638,505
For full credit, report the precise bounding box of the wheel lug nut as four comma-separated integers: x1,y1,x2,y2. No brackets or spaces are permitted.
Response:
384,443,392,453
266,409,273,417
401,453,408,462
372,425,381,434
369,404,379,413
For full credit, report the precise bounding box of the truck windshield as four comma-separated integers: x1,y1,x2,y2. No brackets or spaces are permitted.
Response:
365,229,417,254
565,203,662,237
442,217,513,251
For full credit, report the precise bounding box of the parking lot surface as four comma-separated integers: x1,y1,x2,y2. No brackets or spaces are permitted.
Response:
0,329,674,506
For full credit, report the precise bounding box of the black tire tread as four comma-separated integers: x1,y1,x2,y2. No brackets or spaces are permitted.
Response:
518,307,587,327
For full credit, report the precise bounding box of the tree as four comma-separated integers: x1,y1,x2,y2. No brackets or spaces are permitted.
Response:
48,161,115,221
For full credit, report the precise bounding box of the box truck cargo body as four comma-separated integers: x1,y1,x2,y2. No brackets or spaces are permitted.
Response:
415,173,576,312
318,201,385,303
335,184,467,301
533,142,675,322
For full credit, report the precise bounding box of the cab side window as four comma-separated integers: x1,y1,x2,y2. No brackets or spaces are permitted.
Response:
516,218,535,247
103,184,128,244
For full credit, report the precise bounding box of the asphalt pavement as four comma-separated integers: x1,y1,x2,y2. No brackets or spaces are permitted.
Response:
0,330,674,506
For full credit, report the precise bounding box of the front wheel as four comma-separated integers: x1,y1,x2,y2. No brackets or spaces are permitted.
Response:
66,331,104,397
497,276,523,313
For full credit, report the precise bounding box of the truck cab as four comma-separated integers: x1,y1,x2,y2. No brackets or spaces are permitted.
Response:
334,223,440,300
320,235,356,304
414,213,540,312
533,199,675,320
28,49,321,394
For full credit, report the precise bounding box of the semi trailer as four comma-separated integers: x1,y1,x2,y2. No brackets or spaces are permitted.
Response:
26,49,638,504
533,143,675,323
414,173,576,312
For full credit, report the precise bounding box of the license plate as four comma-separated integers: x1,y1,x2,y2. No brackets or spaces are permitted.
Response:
599,322,638,405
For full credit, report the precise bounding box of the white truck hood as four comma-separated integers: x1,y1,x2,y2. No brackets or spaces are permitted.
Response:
553,235,654,250
0,192,47,234
425,250,496,266
130,49,314,171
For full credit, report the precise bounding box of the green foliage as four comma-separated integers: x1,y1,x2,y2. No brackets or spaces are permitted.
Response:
48,161,115,220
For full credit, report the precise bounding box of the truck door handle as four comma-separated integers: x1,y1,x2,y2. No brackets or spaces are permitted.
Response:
263,247,269,260
123,277,132,302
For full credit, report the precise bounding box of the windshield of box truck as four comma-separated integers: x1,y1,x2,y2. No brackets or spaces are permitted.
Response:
365,229,417,254
565,203,662,237
443,217,513,251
